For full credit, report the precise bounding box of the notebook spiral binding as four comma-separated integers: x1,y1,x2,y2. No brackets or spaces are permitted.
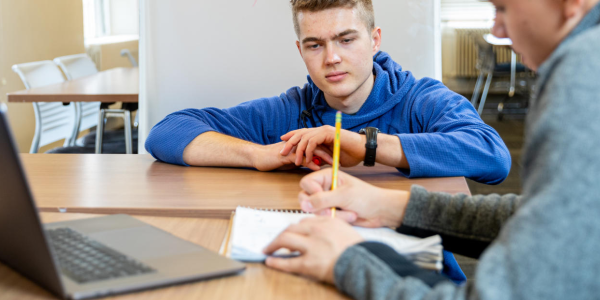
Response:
236,206,309,214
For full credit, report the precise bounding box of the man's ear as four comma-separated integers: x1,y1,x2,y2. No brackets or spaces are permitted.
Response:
563,0,585,19
296,40,304,58
371,27,382,54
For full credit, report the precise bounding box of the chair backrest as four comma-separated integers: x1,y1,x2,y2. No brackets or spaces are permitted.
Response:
53,54,101,133
120,49,138,67
53,54,98,80
11,61,77,153
472,33,496,73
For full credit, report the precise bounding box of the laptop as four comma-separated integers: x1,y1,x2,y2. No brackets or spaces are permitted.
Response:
0,105,246,299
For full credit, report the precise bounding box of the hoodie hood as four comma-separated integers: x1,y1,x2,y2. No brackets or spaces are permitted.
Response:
303,51,416,129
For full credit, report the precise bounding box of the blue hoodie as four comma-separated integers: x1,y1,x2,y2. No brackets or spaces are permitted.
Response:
146,51,510,184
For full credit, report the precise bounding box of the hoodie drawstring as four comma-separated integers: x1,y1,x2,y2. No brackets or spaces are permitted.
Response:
299,104,325,129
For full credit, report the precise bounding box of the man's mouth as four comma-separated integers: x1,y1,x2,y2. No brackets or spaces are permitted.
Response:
325,71,348,82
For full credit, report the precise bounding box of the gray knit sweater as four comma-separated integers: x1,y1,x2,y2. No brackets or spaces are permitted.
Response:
333,4,600,300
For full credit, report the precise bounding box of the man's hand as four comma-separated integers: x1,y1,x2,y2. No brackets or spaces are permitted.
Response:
252,141,333,172
263,217,364,284
280,126,366,168
298,169,410,228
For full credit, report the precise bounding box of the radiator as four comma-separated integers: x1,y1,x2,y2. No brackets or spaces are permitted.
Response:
454,28,516,78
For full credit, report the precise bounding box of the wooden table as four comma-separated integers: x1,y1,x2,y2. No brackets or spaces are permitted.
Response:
21,154,471,218
4,155,471,299
0,213,348,300
7,67,138,103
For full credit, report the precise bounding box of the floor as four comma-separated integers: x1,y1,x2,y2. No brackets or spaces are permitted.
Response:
453,94,527,281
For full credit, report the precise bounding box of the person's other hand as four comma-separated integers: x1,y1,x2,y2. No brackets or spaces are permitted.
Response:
263,217,364,284
279,126,366,168
253,141,333,171
299,169,410,228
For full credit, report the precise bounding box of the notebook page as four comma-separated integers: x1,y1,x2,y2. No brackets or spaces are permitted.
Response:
229,206,442,270
229,207,313,261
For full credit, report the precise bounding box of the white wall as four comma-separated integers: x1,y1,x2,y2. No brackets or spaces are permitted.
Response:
139,0,440,152
109,0,139,35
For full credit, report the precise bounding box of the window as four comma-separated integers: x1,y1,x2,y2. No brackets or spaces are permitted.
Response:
441,0,496,28
82,0,139,44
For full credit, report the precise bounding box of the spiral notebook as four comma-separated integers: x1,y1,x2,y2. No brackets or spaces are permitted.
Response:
220,206,443,271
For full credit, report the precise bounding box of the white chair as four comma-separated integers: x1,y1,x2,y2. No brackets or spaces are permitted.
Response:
11,61,77,153
53,54,101,143
470,34,531,120
53,54,133,154
120,49,139,128
120,49,138,67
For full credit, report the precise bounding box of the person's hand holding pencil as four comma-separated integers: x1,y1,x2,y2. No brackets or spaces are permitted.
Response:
298,169,410,229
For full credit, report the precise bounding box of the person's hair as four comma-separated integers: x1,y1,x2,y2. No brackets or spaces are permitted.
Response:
290,0,375,37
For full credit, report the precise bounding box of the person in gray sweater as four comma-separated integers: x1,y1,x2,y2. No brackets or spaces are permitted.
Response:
262,0,600,299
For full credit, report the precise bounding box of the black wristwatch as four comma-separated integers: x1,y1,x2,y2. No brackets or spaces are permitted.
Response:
358,127,379,166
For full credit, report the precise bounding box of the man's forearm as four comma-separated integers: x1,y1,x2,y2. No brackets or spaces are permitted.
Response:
182,131,260,167
342,131,409,169
375,133,410,169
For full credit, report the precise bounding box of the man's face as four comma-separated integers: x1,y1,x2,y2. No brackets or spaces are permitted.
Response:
490,0,570,70
295,7,380,112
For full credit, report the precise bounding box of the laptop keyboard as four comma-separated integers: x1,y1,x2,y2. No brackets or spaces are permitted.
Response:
46,227,155,284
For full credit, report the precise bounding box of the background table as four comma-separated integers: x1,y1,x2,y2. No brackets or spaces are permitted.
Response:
7,67,139,154
6,67,138,103
21,154,471,218
0,213,348,300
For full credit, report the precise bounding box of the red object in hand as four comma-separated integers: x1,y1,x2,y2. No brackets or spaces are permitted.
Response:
313,155,323,166
312,156,323,166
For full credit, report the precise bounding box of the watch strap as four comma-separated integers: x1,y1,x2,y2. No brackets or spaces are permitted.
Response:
359,127,379,166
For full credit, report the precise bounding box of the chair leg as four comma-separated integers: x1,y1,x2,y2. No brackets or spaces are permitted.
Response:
30,103,42,153
67,102,82,147
509,50,517,98
94,109,133,154
478,72,494,115
133,111,139,128
123,110,132,154
95,109,106,154
471,71,485,107
29,134,40,154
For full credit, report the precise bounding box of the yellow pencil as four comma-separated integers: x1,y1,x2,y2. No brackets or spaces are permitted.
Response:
331,111,342,218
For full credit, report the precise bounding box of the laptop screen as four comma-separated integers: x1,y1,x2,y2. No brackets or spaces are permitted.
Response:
0,107,65,298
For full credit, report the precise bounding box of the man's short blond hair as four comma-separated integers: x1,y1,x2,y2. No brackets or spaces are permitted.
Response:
290,0,375,37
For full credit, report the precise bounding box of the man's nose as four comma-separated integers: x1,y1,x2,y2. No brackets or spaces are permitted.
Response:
325,45,342,65
491,19,508,39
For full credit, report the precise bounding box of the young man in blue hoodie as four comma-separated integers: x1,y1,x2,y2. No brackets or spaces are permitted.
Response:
145,0,510,185
145,0,510,282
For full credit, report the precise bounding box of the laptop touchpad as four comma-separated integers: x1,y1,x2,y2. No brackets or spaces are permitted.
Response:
89,226,202,259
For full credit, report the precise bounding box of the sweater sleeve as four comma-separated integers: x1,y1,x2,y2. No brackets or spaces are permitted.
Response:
332,186,522,300
397,185,521,258
144,87,305,166
397,79,511,184
334,242,462,300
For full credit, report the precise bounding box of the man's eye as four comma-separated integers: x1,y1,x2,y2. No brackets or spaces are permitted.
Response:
308,44,320,49
342,38,354,43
